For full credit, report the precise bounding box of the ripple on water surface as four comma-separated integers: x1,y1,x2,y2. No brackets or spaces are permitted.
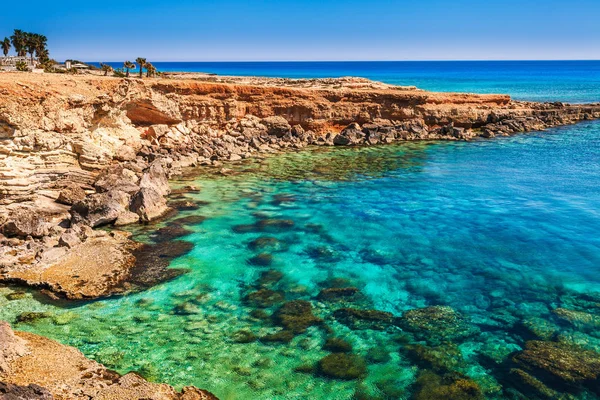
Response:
3,122,600,399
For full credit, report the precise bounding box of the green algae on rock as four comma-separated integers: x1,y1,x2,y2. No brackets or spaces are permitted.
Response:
412,370,483,400
318,353,368,380
244,289,285,308
400,306,479,344
513,340,600,391
333,308,396,331
274,300,322,333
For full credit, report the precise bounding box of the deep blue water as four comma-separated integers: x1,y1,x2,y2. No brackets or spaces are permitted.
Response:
3,62,600,399
95,60,600,103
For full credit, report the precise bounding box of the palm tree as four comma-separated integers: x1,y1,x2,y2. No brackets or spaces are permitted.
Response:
135,57,146,78
145,63,157,78
10,29,26,57
123,61,135,77
100,63,114,76
1,38,10,57
33,34,48,63
26,33,37,63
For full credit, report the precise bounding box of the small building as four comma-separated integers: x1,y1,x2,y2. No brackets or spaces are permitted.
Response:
0,56,35,67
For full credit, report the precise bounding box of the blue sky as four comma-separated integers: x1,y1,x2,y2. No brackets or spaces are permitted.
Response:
1,0,599,61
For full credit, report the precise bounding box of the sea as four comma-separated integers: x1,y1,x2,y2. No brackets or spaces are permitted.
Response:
3,61,600,399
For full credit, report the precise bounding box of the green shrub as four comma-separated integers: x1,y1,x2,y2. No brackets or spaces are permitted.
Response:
15,61,29,72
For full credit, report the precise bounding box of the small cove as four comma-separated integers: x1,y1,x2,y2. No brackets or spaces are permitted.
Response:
3,121,600,399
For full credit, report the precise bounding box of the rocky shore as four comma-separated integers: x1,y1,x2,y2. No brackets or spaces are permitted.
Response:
0,72,599,398
0,321,217,399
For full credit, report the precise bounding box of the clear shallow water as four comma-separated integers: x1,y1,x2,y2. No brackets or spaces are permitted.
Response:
2,122,600,399
94,60,600,103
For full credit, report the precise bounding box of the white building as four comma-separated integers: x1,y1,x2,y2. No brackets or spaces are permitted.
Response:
0,56,35,66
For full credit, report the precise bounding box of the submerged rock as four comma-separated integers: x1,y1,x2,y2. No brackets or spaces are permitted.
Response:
400,306,479,344
404,343,464,373
256,269,284,287
513,340,600,390
305,246,341,262
247,253,273,266
553,307,600,328
333,308,396,331
274,300,322,333
323,337,353,353
5,292,27,301
129,241,192,288
317,353,367,380
509,368,560,399
260,330,295,344
15,312,51,324
248,236,282,251
150,225,192,242
171,215,206,226
255,218,295,232
412,370,483,400
366,347,391,364
317,287,360,302
245,289,285,308
231,329,258,344
169,200,200,211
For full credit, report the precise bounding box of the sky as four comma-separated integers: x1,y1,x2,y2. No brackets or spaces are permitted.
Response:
1,0,599,61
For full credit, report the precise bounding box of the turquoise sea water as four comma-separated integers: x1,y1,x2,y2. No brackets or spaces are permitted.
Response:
2,63,600,399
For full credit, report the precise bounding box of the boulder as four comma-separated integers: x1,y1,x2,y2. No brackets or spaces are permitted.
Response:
139,161,171,197
333,124,366,146
1,209,51,238
114,144,137,161
56,183,86,206
71,190,131,227
261,116,291,138
0,321,28,374
94,165,140,194
0,382,53,400
58,229,82,249
129,188,168,222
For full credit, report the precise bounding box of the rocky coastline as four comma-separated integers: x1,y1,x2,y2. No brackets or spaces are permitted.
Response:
1,72,599,298
1,72,600,398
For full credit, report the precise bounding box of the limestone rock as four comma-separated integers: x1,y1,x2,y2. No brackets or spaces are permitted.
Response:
71,189,131,227
261,116,291,137
56,183,86,206
139,161,171,197
1,209,52,238
130,188,168,222
115,144,137,161
0,321,28,374
94,165,141,194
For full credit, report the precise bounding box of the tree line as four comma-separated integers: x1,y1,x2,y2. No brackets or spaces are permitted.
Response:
2,29,49,64
100,58,158,78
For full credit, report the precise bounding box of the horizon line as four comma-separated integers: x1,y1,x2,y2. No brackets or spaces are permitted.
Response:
83,59,600,63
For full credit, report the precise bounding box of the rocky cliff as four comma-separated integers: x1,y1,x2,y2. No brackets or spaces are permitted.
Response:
0,72,599,300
